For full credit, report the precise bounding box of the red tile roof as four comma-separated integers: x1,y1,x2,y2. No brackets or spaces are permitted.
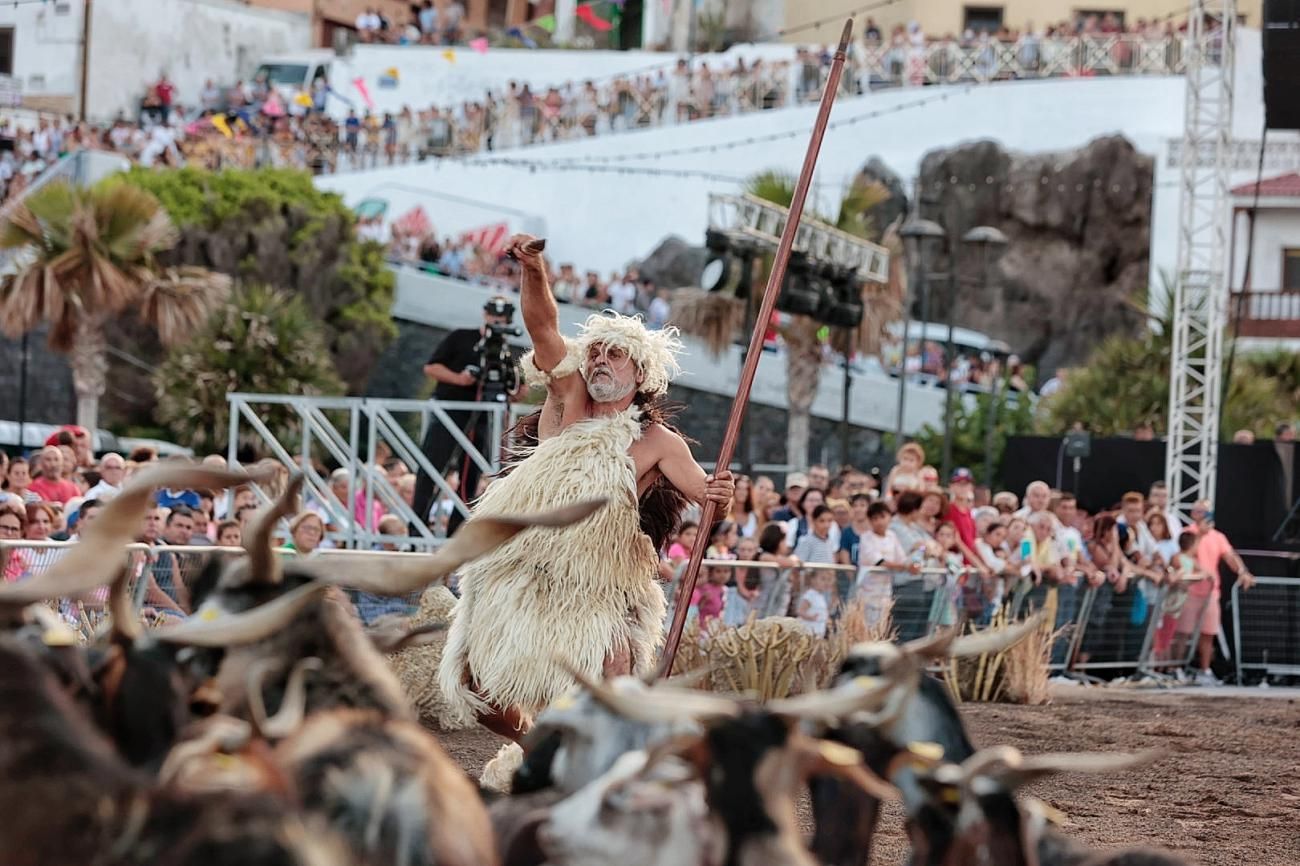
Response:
1231,172,1300,198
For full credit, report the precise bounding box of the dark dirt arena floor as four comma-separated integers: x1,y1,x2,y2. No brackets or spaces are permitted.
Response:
440,685,1300,866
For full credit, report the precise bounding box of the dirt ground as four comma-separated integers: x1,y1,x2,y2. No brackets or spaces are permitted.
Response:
439,685,1300,865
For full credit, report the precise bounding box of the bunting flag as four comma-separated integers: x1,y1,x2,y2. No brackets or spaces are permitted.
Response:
575,3,612,31
460,222,510,255
293,91,314,108
210,114,233,139
393,206,432,237
534,13,556,33
441,48,456,63
469,36,490,54
352,76,374,109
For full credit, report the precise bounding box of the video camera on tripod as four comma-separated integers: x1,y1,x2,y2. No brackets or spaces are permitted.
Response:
464,296,522,403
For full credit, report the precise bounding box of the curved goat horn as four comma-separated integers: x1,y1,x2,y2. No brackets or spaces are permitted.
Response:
767,673,901,721
247,656,323,740
244,473,305,586
944,613,1045,660
107,566,141,643
0,464,273,609
310,499,608,596
556,658,741,724
153,580,327,648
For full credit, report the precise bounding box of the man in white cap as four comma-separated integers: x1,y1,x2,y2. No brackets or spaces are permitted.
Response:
440,234,733,782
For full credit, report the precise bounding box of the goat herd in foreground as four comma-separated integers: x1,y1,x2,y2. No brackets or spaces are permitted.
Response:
1,465,1191,866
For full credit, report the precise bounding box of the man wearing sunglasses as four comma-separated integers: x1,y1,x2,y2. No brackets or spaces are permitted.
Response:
441,233,734,784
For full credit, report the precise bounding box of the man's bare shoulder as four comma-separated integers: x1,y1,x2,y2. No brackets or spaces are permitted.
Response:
640,422,689,453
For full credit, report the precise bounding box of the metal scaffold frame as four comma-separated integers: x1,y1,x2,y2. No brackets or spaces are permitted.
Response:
1166,0,1236,522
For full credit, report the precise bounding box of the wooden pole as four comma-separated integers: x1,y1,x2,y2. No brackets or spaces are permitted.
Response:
657,18,855,679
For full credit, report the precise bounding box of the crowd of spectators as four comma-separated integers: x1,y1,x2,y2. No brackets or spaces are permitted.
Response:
0,11,1195,201
0,427,438,626
667,440,1257,684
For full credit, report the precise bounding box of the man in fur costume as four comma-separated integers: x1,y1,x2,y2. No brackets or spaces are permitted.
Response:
439,233,734,750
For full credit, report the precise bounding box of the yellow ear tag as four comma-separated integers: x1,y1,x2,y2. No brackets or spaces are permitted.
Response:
42,626,78,647
817,740,861,767
851,676,880,689
907,741,944,761
941,786,962,804
199,607,223,622
213,754,239,770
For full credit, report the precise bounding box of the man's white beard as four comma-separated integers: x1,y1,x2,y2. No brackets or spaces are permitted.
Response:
586,366,636,403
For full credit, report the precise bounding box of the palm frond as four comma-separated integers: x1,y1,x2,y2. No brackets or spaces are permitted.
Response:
139,267,233,346
669,288,744,357
834,178,891,241
744,170,798,208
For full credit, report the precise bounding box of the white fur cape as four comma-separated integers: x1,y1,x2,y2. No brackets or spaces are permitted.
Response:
438,407,664,723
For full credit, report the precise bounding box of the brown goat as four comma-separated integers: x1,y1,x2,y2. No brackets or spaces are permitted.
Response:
0,635,350,866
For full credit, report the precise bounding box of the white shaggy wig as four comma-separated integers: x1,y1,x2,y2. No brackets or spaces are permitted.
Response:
577,312,683,396
520,312,683,397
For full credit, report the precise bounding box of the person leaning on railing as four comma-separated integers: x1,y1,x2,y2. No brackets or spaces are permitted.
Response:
0,505,31,582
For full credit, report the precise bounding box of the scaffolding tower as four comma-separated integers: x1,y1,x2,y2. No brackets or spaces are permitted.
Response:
1166,0,1236,522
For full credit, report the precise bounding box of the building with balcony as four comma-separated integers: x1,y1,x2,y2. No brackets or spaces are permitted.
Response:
1231,172,1300,348
783,0,1263,44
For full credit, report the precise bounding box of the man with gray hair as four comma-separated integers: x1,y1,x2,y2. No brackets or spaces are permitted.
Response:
440,233,734,786
84,453,126,501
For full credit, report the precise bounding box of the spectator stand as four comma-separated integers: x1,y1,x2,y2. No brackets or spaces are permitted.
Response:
0,30,1196,192
225,392,512,553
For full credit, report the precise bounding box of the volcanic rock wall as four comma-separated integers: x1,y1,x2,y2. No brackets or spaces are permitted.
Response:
912,134,1152,375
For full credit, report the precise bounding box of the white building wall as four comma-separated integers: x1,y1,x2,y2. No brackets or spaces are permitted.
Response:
1232,206,1300,290
0,1,84,105
86,0,311,120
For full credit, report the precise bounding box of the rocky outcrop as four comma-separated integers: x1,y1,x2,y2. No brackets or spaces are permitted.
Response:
636,235,710,289
912,135,1151,374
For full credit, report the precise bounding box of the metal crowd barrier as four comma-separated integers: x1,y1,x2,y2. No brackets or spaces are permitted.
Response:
666,558,1228,681
0,540,437,638
1232,576,1300,684
667,559,969,639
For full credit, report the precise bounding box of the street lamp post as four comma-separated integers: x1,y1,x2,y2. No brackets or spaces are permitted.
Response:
896,218,945,451
897,219,1006,478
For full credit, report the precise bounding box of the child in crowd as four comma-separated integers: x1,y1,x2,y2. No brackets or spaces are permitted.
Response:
794,504,844,609
667,521,698,566
723,536,763,626
929,521,964,628
884,442,925,496
1162,530,1211,667
692,562,730,630
797,569,835,637
706,520,739,559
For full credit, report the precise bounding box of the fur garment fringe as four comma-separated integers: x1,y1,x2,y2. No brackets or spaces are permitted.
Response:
438,408,665,723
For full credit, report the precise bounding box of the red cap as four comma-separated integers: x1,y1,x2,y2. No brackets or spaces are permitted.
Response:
44,425,90,447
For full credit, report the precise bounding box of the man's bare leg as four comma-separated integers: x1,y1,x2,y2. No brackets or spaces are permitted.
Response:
603,637,632,679
476,703,532,743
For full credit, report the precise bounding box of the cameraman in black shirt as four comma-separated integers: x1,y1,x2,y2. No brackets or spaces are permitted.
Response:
412,296,520,535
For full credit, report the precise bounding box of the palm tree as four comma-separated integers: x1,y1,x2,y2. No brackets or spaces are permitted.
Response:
0,180,230,432
154,283,345,451
1039,276,1287,437
673,170,897,470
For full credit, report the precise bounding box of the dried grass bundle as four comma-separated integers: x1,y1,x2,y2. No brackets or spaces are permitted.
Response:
386,585,471,731
668,288,744,358
703,616,816,700
946,607,1055,706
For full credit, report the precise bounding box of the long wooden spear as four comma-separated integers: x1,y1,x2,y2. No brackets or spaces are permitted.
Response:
657,18,856,679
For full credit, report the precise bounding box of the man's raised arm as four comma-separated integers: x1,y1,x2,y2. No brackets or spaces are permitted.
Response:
505,233,567,372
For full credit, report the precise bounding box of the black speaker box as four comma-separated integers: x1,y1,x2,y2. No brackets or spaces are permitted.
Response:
1264,0,1300,130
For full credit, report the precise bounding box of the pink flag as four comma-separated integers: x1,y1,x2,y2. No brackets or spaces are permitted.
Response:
393,206,432,237
352,76,375,110
460,222,509,255
469,36,490,54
